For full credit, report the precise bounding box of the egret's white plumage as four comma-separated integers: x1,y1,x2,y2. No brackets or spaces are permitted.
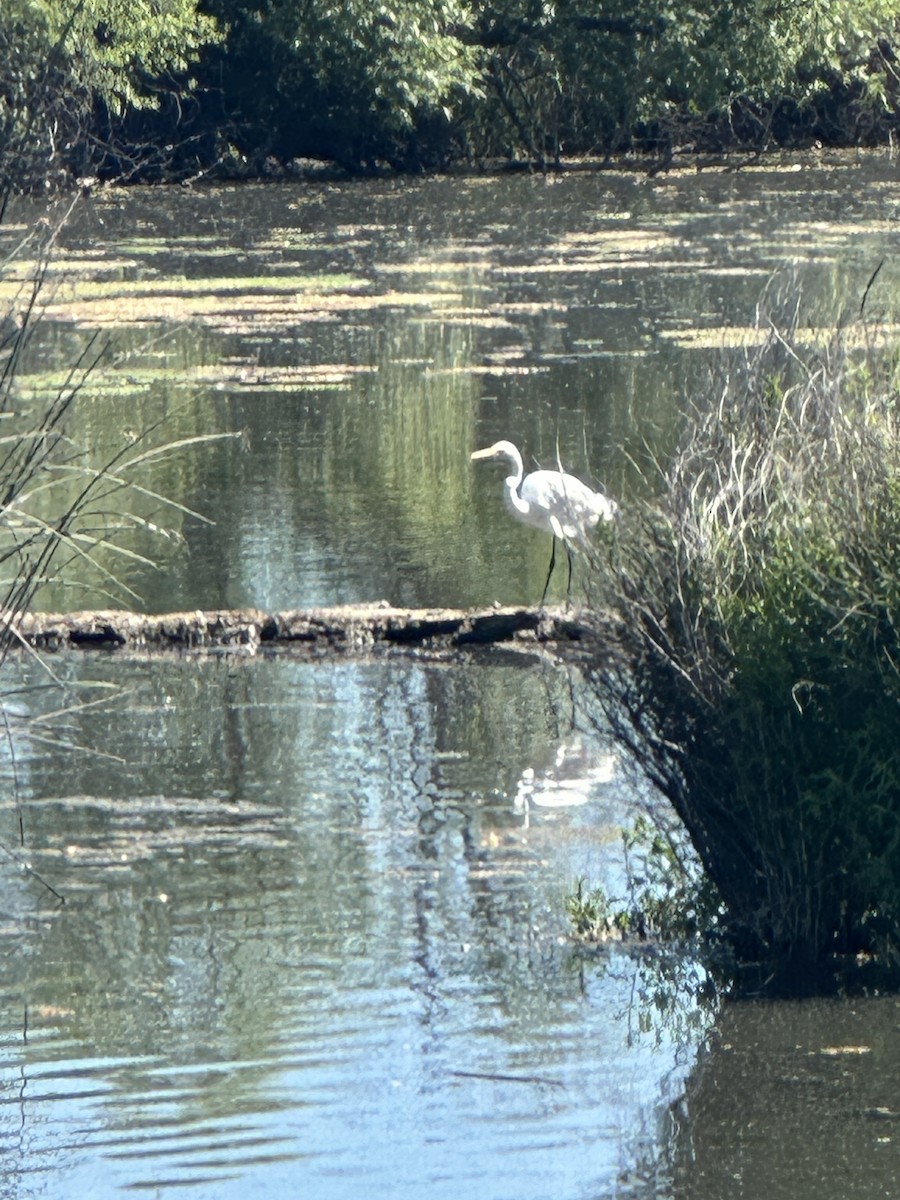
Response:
471,439,617,604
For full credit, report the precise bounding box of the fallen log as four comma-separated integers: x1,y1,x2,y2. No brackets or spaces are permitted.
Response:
7,604,615,658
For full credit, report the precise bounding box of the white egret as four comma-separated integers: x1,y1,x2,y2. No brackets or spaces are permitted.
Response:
470,439,617,605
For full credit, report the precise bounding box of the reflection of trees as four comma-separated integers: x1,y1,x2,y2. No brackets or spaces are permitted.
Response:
8,654,607,1066
0,650,715,1191
222,305,483,610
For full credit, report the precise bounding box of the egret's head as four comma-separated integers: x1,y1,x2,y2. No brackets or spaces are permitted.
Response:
470,440,519,464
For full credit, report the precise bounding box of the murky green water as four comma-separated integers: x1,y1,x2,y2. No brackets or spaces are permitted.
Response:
669,996,900,1199
2,155,900,1198
4,156,899,612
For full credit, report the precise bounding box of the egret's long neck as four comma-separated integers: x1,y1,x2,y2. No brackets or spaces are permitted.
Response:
499,446,529,518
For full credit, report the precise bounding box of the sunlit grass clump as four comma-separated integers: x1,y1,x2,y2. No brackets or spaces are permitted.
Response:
588,319,900,993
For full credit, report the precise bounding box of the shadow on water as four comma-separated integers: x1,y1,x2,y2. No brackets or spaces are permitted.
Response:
664,996,900,1200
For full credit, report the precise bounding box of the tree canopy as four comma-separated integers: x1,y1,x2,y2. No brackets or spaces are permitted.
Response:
1,0,899,192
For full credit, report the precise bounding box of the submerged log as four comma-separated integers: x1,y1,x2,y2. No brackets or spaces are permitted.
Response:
8,605,614,658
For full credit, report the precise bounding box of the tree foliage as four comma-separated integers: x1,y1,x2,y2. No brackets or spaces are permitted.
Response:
0,0,220,202
466,0,900,160
200,0,482,169
36,0,219,110
1,1,899,187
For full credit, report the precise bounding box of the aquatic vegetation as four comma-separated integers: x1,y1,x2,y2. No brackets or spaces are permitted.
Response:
567,815,717,945
566,878,622,940
586,300,900,993
566,824,722,1048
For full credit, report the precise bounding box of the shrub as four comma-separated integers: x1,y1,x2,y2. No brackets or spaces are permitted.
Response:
586,311,900,993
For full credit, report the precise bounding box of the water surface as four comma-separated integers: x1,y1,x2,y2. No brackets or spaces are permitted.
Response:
3,156,898,611
1,156,899,1198
0,653,693,1199
669,995,900,1199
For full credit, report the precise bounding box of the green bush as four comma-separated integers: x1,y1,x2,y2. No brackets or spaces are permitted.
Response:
587,317,900,993
200,0,481,170
0,0,220,201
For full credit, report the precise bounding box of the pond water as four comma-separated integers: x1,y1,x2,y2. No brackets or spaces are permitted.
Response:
3,153,899,612
0,653,698,1199
1,153,900,1198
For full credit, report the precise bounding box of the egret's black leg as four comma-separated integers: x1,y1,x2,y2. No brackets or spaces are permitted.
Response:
564,542,574,605
540,537,557,607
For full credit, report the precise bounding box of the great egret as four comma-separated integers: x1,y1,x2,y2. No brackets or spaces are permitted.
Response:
470,439,617,605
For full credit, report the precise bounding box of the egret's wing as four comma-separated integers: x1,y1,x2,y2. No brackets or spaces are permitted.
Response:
521,469,617,543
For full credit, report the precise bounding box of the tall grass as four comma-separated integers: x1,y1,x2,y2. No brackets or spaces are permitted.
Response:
586,312,900,993
1,215,98,655
0,207,232,657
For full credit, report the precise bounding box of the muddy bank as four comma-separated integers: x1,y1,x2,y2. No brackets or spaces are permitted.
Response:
8,604,615,658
